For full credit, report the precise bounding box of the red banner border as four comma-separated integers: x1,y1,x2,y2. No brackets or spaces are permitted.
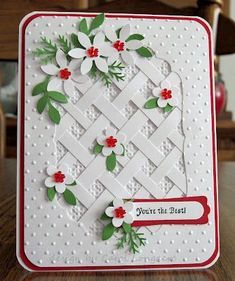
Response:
131,196,210,227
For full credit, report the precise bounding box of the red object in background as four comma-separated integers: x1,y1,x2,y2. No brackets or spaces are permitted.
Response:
215,72,227,117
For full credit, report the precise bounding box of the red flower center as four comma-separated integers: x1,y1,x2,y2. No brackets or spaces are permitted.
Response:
114,206,126,218
59,68,71,80
113,40,125,52
53,171,65,183
87,46,99,58
105,136,117,148
161,88,172,100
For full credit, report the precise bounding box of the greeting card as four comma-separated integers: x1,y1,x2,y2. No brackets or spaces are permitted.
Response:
17,12,219,271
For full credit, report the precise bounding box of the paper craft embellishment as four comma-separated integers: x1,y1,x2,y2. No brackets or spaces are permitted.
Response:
144,76,179,112
45,164,77,205
32,13,154,125
100,196,210,253
17,12,219,271
101,199,146,254
94,127,126,171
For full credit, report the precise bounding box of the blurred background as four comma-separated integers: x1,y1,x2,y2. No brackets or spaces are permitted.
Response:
0,0,234,160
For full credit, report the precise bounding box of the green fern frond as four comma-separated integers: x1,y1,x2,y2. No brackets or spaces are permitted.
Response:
58,35,72,54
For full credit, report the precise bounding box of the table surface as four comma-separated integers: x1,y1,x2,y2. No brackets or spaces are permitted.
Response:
0,159,235,281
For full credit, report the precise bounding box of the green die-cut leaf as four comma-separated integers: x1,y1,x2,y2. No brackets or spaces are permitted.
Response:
116,28,121,38
136,46,154,57
126,34,145,42
79,18,89,34
102,223,116,240
63,189,76,205
100,212,111,220
32,82,46,96
32,76,50,96
47,187,56,201
89,35,95,44
93,143,103,154
65,180,77,186
48,103,60,124
122,222,132,233
48,91,68,103
144,98,158,109
164,104,173,113
37,95,48,114
71,33,83,48
121,144,125,156
106,152,116,172
89,13,105,32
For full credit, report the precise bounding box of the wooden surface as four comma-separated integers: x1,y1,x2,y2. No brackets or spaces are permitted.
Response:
3,0,235,60
0,0,89,60
5,116,17,158
0,159,235,280
0,104,5,158
217,120,235,161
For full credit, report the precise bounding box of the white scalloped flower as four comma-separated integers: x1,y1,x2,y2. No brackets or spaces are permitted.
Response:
68,32,115,75
153,78,179,108
96,127,126,156
105,24,143,65
105,198,134,227
45,164,74,193
41,49,88,97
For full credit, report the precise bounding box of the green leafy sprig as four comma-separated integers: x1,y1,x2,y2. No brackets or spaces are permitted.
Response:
117,227,146,254
47,180,77,206
91,61,125,87
144,97,173,113
100,208,146,254
58,35,72,54
32,37,58,64
32,76,68,124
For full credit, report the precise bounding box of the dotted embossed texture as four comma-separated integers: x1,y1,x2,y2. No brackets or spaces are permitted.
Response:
21,13,217,268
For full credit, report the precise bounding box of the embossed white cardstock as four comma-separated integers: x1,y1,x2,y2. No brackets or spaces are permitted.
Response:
17,12,219,271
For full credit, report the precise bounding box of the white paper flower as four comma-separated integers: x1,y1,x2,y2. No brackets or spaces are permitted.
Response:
45,164,74,193
105,198,134,227
68,32,115,75
105,24,143,65
153,78,179,108
41,49,88,96
96,127,126,156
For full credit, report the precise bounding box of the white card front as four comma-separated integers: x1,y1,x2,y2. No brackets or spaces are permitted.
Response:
17,12,219,271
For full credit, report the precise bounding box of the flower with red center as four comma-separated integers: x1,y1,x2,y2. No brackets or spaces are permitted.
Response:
86,46,99,58
96,127,126,157
114,206,126,218
59,68,71,80
69,32,116,75
53,171,65,183
105,136,117,148
161,88,172,100
41,49,89,97
113,40,125,52
105,198,134,227
152,76,179,108
105,24,143,65
45,164,75,193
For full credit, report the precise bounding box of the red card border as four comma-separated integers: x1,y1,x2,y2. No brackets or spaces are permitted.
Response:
18,12,219,271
